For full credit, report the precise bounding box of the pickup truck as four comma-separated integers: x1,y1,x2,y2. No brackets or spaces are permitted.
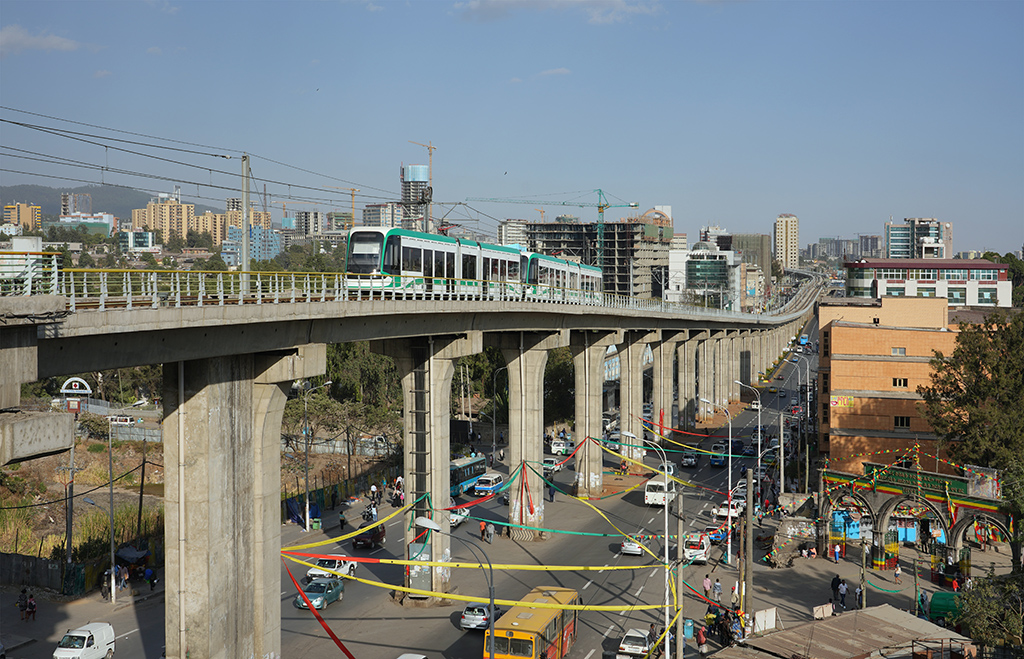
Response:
305,554,357,581
712,500,745,519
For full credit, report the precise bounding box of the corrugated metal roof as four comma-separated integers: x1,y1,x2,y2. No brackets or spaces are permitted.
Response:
711,604,971,659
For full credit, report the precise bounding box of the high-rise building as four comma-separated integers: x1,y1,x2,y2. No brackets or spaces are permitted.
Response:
362,203,403,228
497,219,528,246
884,218,952,259
732,233,773,276
131,191,194,242
3,202,42,232
859,234,883,259
773,214,799,269
401,164,430,231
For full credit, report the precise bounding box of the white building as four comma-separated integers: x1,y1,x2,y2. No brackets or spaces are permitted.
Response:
497,219,528,246
362,203,403,229
844,258,1011,307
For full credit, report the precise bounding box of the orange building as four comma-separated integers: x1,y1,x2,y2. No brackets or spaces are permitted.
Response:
818,296,960,475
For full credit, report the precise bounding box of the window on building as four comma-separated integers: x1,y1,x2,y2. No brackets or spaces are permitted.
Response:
970,269,997,281
893,377,908,388
978,288,998,305
886,287,905,296
822,330,830,357
821,373,830,393
908,268,938,280
916,287,936,298
822,408,829,424
948,287,966,305
941,269,968,280
880,268,906,280
891,347,906,356
894,416,911,430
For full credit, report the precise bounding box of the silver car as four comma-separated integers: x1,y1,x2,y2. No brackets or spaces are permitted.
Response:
460,602,501,630
620,534,651,556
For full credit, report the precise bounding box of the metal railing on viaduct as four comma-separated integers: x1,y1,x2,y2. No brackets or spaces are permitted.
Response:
1,259,823,659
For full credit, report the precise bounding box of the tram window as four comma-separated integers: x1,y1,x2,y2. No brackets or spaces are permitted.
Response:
510,259,520,280
482,258,490,280
423,250,433,277
402,247,422,272
463,254,477,280
382,235,401,275
446,253,455,279
435,251,445,278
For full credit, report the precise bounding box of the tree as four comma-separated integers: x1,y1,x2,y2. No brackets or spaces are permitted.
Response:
918,310,1024,470
77,251,95,268
918,310,1024,571
952,567,1023,647
543,346,575,427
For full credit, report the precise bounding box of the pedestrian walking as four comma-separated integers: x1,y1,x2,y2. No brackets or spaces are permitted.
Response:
486,522,495,544
730,583,739,607
480,520,487,541
696,625,708,656
703,574,712,599
17,589,27,620
894,563,902,584
712,578,722,603
648,623,658,646
838,580,848,608
833,543,841,563
370,504,378,522
145,567,156,591
831,574,841,601
369,484,378,504
549,484,556,502
25,594,36,621
952,577,960,592
499,431,504,444
855,585,863,609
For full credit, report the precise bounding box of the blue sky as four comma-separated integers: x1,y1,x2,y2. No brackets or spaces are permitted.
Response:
1,0,1022,252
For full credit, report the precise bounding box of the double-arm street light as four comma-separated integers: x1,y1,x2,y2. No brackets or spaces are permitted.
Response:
700,398,733,565
415,516,496,658
736,381,762,501
302,380,332,532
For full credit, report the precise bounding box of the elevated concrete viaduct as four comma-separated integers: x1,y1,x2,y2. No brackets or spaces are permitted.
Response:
1,290,818,658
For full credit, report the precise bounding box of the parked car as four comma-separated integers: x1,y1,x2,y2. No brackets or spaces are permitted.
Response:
620,534,651,556
294,577,343,610
460,602,502,630
616,627,652,659
305,554,356,582
352,522,386,549
53,622,115,659
472,472,504,496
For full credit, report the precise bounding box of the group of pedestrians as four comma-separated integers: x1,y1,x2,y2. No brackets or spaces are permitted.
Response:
17,589,36,621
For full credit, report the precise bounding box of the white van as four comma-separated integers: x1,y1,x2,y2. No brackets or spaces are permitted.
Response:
684,533,711,564
644,480,671,506
549,440,572,455
54,622,115,659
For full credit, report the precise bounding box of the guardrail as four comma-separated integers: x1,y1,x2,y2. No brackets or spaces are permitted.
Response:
2,258,820,322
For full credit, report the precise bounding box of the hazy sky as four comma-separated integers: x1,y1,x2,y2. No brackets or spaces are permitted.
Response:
1,0,1021,252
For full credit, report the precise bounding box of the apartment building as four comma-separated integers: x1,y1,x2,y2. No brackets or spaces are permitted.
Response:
132,193,194,242
773,214,799,269
3,202,42,232
817,296,958,475
497,219,528,246
884,218,952,259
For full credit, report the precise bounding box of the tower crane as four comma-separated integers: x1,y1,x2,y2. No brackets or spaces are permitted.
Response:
465,189,639,269
535,208,545,222
325,186,360,228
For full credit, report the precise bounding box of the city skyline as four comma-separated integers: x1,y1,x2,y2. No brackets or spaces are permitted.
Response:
0,0,1021,252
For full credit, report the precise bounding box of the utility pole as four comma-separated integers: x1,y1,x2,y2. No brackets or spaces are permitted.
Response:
745,467,754,616
860,539,867,609
913,556,920,615
675,482,684,659
241,154,250,294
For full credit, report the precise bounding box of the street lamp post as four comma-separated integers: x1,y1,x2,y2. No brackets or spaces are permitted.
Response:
701,398,733,564
84,496,116,605
415,517,496,658
736,381,762,501
625,431,672,657
302,380,332,532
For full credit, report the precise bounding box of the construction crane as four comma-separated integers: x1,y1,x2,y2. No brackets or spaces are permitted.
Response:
535,208,545,223
466,189,639,270
325,186,360,227
466,189,638,224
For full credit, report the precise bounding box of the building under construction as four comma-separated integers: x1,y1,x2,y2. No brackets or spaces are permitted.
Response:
527,208,673,298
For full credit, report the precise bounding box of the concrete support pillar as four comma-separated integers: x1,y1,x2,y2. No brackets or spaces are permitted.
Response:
676,336,697,431
570,330,621,498
376,333,482,594
619,331,658,466
697,338,710,421
713,333,726,408
493,331,567,541
651,335,677,441
164,344,325,659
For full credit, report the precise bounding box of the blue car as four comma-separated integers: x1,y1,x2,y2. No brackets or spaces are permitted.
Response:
294,578,343,610
702,524,727,544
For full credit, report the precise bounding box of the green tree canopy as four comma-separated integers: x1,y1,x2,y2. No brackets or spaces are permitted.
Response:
918,310,1024,470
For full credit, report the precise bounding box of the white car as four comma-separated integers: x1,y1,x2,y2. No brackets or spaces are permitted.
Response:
449,499,471,527
657,461,676,477
542,457,563,475
617,627,652,658
305,554,356,581
620,534,651,556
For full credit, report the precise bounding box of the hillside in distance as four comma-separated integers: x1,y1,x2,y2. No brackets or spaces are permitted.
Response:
1,184,222,219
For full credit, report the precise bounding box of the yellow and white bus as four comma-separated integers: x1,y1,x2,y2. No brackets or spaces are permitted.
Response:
485,586,580,659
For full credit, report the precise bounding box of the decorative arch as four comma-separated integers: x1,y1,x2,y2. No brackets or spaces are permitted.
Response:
948,512,1010,552
820,484,877,529
875,494,950,542
639,209,671,226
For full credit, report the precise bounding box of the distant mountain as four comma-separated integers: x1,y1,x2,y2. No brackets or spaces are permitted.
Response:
1,184,222,219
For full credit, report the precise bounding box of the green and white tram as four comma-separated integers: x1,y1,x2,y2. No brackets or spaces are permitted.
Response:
346,227,602,304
